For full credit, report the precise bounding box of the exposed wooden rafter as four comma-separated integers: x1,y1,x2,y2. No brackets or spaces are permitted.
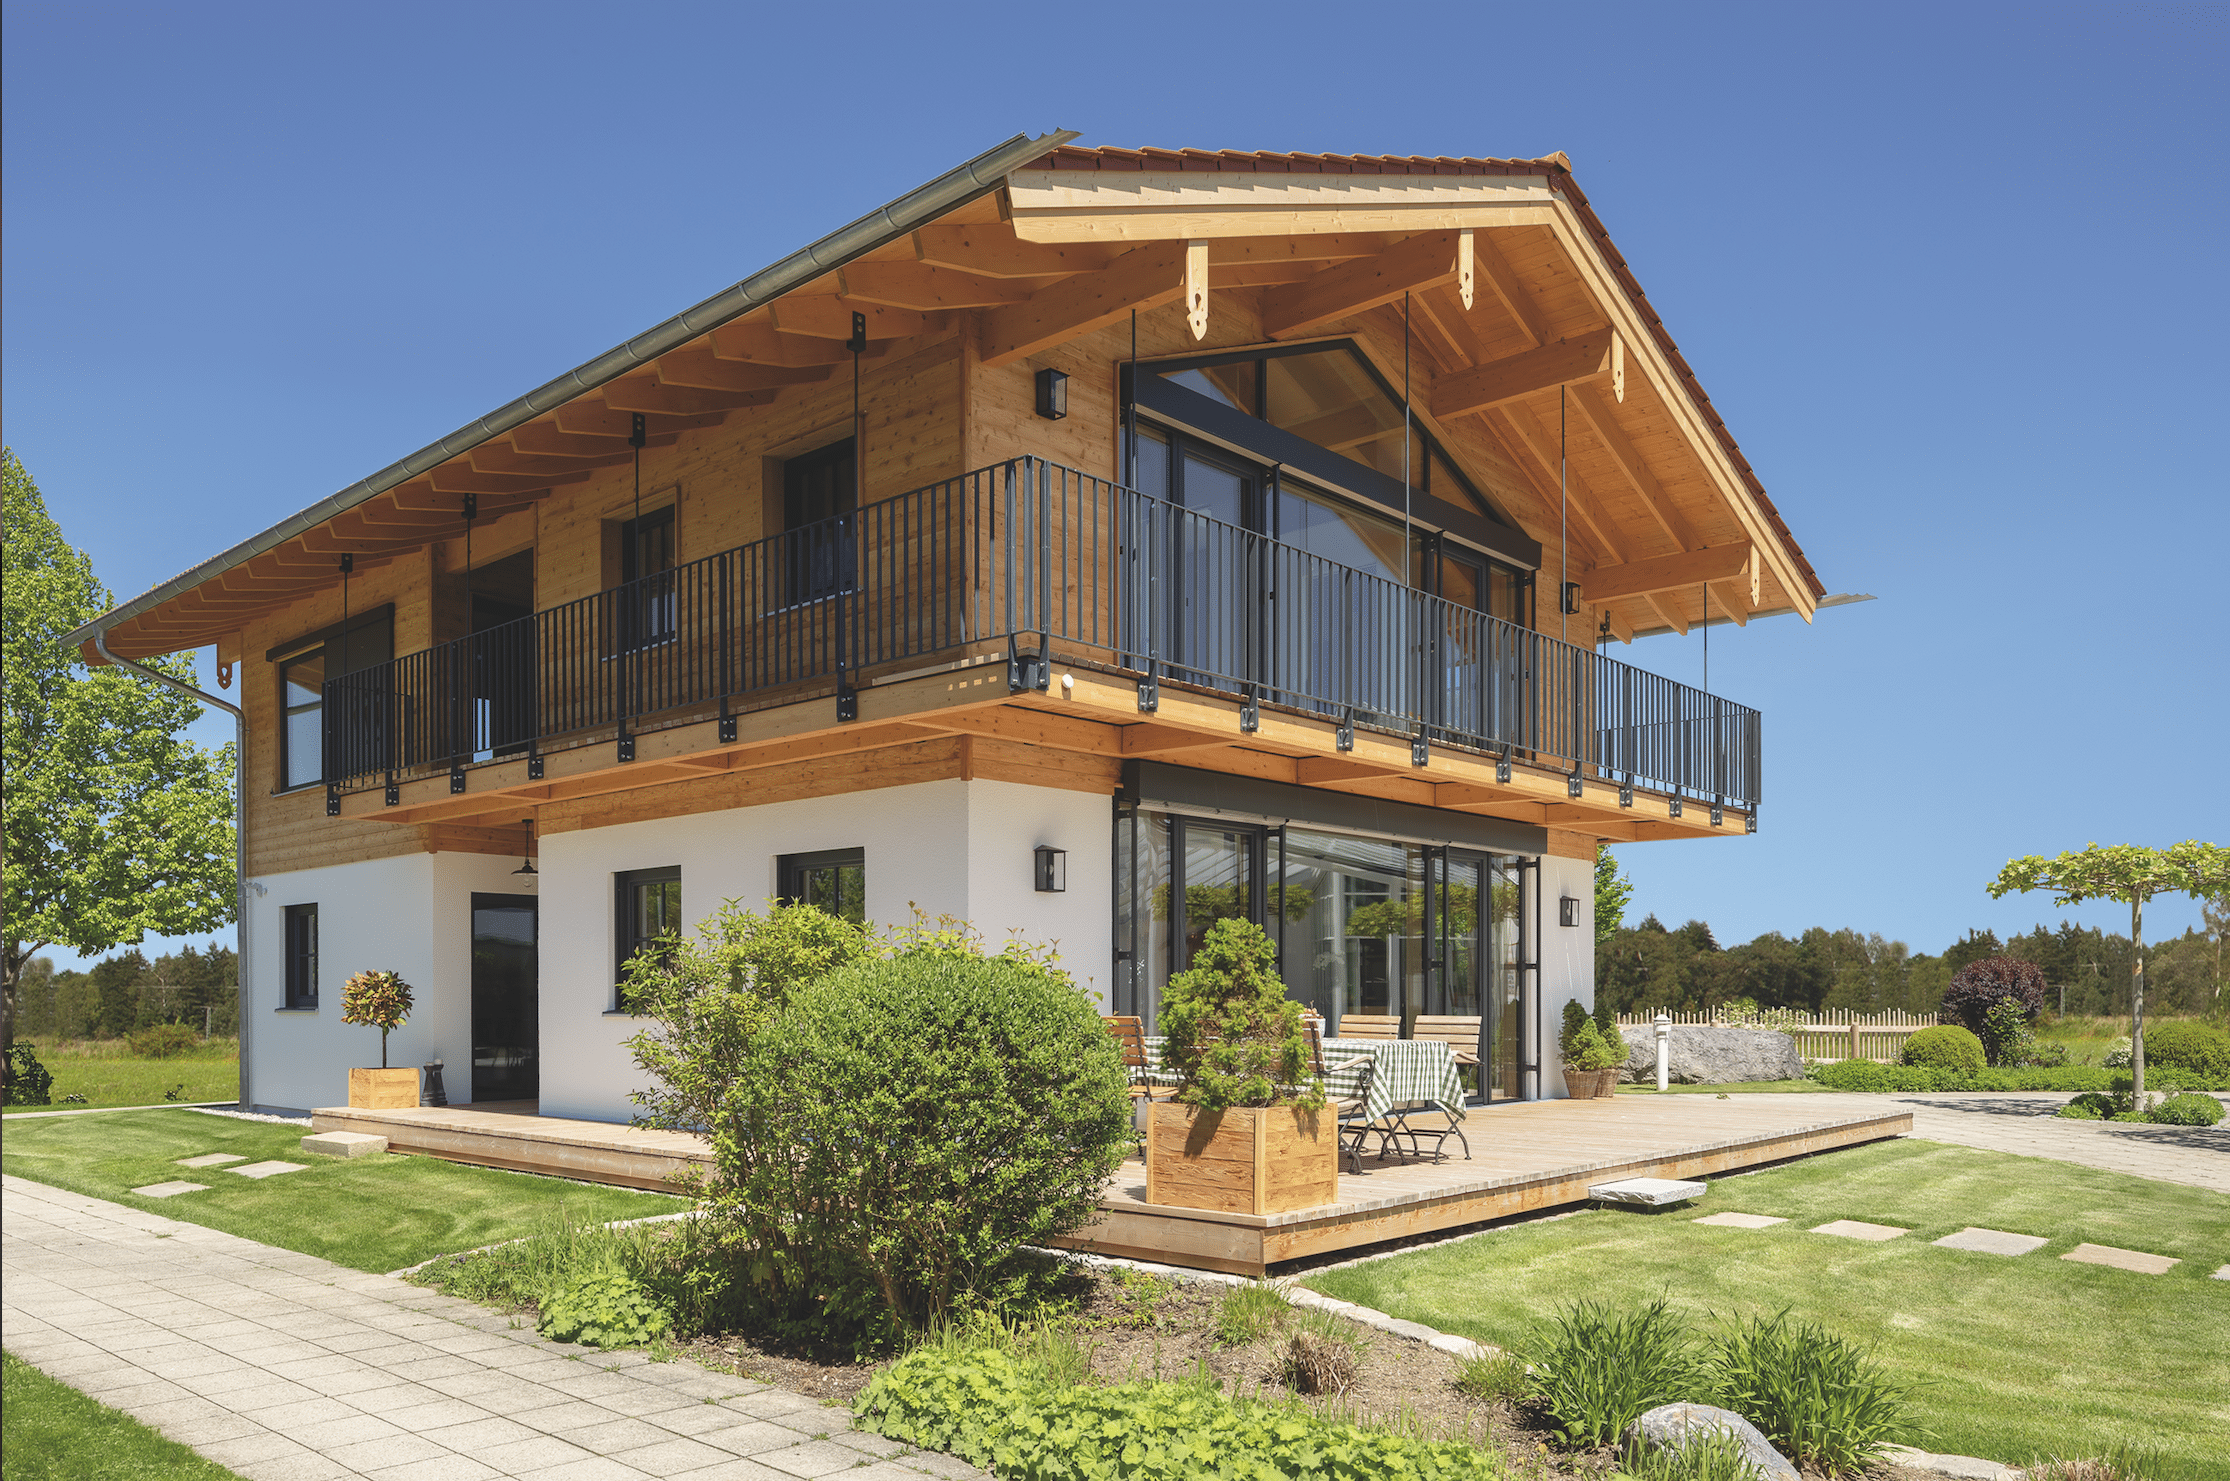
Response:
1580,543,1756,606
1260,230,1469,339
837,261,1031,310
1432,331,1616,419
979,241,1190,368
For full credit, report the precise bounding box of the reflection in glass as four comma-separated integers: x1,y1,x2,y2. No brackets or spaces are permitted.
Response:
1180,824,1255,968
1490,859,1522,1100
1275,830,1423,1031
1263,351,1421,483
471,897,538,1103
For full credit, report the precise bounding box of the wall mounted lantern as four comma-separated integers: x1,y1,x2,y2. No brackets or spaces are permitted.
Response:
1561,581,1582,615
1033,844,1067,893
1034,368,1068,421
1558,896,1580,928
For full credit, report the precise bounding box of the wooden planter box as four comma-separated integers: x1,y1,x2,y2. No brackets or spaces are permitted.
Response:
1145,1102,1337,1215
348,1067,420,1109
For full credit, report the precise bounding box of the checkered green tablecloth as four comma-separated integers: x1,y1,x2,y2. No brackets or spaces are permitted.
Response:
1135,1035,1465,1127
1322,1037,1468,1125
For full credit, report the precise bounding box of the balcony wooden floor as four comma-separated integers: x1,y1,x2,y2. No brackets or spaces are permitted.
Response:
314,1093,1907,1275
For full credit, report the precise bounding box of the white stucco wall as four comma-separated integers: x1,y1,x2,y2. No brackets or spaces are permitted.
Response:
533,777,1111,1122
1538,850,1599,1098
246,849,527,1114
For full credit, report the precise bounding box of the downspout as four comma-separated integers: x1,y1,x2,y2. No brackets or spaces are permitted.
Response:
91,632,251,1110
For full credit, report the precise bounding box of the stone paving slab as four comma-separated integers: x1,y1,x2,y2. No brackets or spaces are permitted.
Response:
0,1174,985,1480
2214,1265,2230,1281
1810,1219,1909,1241
1932,1227,2048,1256
178,1153,248,1168
1694,1212,1787,1229
130,1181,212,1198
229,1160,311,1180
2059,1242,2179,1275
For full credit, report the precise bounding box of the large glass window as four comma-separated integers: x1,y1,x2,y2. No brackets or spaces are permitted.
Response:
275,612,393,789
615,866,681,1010
1277,830,1424,1030
780,848,866,925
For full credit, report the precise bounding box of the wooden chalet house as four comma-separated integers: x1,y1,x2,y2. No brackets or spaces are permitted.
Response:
73,132,1822,1118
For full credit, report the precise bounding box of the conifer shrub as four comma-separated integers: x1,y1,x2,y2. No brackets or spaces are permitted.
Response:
1160,917,1322,1112
1901,1025,1986,1073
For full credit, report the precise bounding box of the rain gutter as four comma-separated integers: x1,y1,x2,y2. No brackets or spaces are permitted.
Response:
68,128,1079,654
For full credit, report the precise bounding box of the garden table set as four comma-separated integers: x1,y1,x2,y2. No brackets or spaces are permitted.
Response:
1132,1034,1470,1166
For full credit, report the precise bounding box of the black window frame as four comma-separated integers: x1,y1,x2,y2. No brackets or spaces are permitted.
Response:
614,866,682,1011
778,847,866,925
780,438,859,606
283,903,319,1009
269,607,394,792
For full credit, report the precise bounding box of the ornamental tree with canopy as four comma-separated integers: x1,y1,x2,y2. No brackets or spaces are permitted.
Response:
1989,841,2229,1097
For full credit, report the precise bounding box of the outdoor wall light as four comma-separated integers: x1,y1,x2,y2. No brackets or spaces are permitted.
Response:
1035,368,1069,421
1561,581,1582,615
1033,844,1067,893
1558,896,1581,928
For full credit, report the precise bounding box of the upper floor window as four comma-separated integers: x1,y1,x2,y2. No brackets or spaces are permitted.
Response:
283,904,319,1008
616,505,677,650
615,866,681,1010
272,609,393,790
779,848,865,925
781,438,856,604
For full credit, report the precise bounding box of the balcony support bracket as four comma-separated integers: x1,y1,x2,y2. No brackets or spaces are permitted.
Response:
1337,709,1355,752
1711,795,1725,828
1240,684,1260,734
325,784,341,818
1745,808,1758,835
1496,747,1512,785
718,699,736,745
1137,661,1160,714
836,684,859,724
1412,732,1430,768
617,726,636,763
1619,775,1634,809
385,772,400,808
527,750,544,781
1668,791,1684,819
1567,771,1585,800
450,765,467,795
1007,634,1050,695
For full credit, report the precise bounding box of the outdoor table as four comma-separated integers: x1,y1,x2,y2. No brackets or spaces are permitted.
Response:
1321,1037,1471,1163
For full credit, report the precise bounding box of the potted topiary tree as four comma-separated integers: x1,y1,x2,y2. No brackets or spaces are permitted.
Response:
1148,917,1333,1215
341,969,418,1108
1558,1000,1615,1099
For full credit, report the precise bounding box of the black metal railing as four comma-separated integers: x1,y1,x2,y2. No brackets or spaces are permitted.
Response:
325,457,1760,808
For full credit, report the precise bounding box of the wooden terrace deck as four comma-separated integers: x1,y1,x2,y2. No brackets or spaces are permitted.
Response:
312,1095,1910,1276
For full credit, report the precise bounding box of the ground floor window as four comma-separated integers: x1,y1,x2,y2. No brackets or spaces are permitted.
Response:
283,904,318,1008
779,848,865,925
615,867,681,1010
1114,809,1532,1099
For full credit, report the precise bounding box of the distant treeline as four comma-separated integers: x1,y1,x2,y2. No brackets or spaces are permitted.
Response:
15,944,239,1040
1596,918,2223,1019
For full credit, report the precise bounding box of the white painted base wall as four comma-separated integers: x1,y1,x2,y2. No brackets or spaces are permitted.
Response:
1538,851,1599,1098
245,778,1109,1121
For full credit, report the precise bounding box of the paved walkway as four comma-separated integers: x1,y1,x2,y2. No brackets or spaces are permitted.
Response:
1724,1092,2230,1194
0,1174,986,1481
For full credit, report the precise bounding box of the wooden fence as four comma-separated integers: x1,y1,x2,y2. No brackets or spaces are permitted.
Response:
1615,1010,1939,1064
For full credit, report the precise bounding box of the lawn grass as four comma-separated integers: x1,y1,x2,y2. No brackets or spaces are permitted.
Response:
1304,1139,2230,1473
2,1038,240,1113
0,1107,682,1273
1,1348,244,1481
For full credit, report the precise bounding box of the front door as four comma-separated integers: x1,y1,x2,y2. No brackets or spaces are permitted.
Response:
470,893,538,1104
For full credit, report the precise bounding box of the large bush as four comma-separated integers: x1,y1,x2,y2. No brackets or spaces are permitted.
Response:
1939,957,2046,1056
2148,1092,2224,1127
1811,1061,2226,1094
126,1023,200,1059
2140,1021,2230,1083
1160,917,1322,1111
1900,1025,1985,1073
730,944,1132,1337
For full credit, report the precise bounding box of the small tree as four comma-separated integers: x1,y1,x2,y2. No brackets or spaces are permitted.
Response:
340,970,412,1067
1990,841,2230,1097
1594,845,1634,949
1160,917,1323,1111
1939,956,2047,1065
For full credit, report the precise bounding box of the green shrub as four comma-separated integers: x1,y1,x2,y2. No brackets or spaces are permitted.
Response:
1569,1018,1620,1071
1901,1026,1986,1073
1980,1000,2037,1069
1161,917,1323,1111
1708,1311,1910,1476
536,1270,671,1348
1528,1295,1702,1447
2147,1092,2224,1127
1808,1061,2227,1094
2102,1036,2133,1069
2057,1093,2113,1121
1453,1349,1529,1403
3,1042,54,1105
855,1344,1501,1480
1619,1429,1760,1481
340,969,413,1068
125,1023,200,1060
1593,998,1630,1064
2140,1021,2230,1082
729,942,1132,1341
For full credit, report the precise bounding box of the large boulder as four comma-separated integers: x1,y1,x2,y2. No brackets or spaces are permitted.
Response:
1621,1025,1804,1085
1625,1403,1797,1481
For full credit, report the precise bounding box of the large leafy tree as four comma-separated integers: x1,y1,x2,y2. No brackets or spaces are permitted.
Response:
1989,841,2228,1097
3,450,236,1083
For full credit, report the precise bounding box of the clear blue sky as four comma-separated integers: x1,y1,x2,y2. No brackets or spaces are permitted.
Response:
6,2,2223,972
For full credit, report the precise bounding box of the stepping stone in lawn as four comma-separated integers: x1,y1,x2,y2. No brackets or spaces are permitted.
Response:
2060,1243,2178,1275
176,1153,246,1168
1933,1227,2048,1256
227,1161,309,1180
132,1182,210,1198
2214,1266,2230,1282
1810,1219,1908,1242
1695,1212,1787,1229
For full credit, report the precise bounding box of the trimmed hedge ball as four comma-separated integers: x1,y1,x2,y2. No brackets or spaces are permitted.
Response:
2139,1021,2230,1084
1901,1025,1987,1073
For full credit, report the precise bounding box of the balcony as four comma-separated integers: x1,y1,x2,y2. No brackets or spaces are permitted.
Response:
323,458,1760,813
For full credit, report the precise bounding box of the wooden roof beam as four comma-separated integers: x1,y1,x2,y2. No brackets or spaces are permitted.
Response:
1580,542,1756,605
650,349,832,394
980,241,1190,368
1261,230,1469,339
1565,381,1701,553
912,225,1114,278
837,261,1032,310
767,298,946,341
551,405,725,439
469,444,633,476
1433,331,1615,419
1473,230,1548,348
709,320,866,367
510,420,680,457
424,465,581,497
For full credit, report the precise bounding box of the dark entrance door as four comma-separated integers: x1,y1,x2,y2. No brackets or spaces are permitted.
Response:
470,893,538,1103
